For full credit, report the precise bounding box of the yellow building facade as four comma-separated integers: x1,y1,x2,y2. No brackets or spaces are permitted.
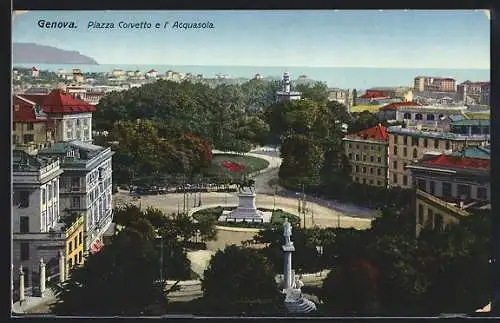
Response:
65,215,85,275
387,126,489,189
343,124,389,187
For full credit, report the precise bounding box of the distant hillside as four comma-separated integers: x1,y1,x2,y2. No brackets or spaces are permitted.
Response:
13,43,99,65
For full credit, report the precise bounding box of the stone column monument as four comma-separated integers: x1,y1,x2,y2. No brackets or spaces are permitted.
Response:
282,218,295,289
281,218,317,313
59,251,66,282
19,266,25,303
40,258,46,295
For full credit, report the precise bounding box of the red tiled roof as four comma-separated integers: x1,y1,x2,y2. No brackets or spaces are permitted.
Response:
423,155,490,170
359,91,387,99
18,89,96,114
379,101,422,111
347,124,389,141
13,96,45,123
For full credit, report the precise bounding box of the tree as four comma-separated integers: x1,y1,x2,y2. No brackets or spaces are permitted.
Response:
201,245,279,303
295,82,329,104
321,259,380,314
51,229,166,315
352,89,358,106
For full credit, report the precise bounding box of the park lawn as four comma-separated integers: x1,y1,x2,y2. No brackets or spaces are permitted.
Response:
203,154,270,179
350,105,382,113
192,207,300,228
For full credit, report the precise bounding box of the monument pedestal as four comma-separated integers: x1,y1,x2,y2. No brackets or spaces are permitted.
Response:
219,192,272,223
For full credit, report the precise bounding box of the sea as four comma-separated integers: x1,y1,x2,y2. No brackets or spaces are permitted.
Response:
13,63,490,90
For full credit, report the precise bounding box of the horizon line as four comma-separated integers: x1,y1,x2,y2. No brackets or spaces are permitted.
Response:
12,63,490,70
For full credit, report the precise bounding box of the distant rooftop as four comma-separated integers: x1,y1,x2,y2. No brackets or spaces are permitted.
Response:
24,87,50,95
345,124,388,142
451,146,490,160
39,140,107,163
387,125,490,141
12,150,58,172
451,119,490,127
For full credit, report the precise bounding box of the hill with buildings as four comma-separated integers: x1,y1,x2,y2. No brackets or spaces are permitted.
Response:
13,43,99,65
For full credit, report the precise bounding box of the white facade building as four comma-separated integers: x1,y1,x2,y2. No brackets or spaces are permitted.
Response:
276,72,302,103
12,151,65,287
395,105,468,128
38,141,114,251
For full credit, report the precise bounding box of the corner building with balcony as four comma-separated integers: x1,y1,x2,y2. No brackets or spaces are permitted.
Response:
38,141,114,253
387,125,489,189
343,124,389,187
407,147,490,237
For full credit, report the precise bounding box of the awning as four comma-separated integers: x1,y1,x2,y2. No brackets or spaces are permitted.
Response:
475,302,491,313
90,239,104,254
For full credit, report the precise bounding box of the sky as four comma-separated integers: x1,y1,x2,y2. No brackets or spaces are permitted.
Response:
12,10,490,69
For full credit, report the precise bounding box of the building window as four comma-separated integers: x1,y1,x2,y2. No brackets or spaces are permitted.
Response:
369,180,374,185
71,177,80,190
20,242,30,261
403,147,407,157
348,153,352,160
417,179,426,191
355,165,359,172
434,214,443,232
428,209,434,228
13,122,16,130
429,181,435,195
434,139,439,149
20,216,30,233
418,204,424,225
71,197,81,209
41,188,46,204
393,146,398,155
393,161,398,169
370,156,374,162
355,154,359,161
423,139,428,148
442,182,452,199
79,251,83,263
27,123,34,131
403,136,408,145
403,113,411,119
54,183,58,197
377,168,382,176
362,178,367,184
69,258,73,269
445,141,450,150
393,136,398,144
477,187,487,200
23,134,34,144
438,114,444,119
356,144,359,149
362,167,367,173
426,114,435,121
354,177,359,183
78,231,82,245
412,137,418,146
403,175,408,186
377,157,382,163
377,180,381,186
393,174,397,183
370,168,374,174
69,240,73,253
457,184,471,201
348,143,352,149
19,191,29,208
413,148,418,159
363,155,367,162
415,113,423,120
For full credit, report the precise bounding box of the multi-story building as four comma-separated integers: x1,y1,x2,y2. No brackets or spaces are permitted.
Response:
18,89,95,143
146,69,158,78
407,147,490,236
343,124,389,187
64,215,85,274
38,141,114,253
395,105,468,128
457,81,490,105
327,88,351,106
13,95,56,155
276,72,302,103
387,125,490,189
377,101,422,121
12,150,64,286
31,67,39,78
414,76,456,92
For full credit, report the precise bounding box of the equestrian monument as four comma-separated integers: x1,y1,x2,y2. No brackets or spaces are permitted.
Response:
218,177,272,223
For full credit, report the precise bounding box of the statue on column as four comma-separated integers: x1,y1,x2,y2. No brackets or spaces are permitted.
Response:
283,218,292,245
